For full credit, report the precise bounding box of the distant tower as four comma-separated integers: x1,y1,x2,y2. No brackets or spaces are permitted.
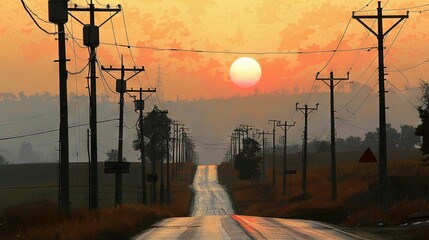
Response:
156,65,164,103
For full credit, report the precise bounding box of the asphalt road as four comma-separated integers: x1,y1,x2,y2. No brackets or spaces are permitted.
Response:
134,165,368,240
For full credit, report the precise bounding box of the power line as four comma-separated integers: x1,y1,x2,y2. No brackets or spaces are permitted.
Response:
318,17,353,73
0,118,118,142
64,34,376,55
21,0,57,35
0,110,58,127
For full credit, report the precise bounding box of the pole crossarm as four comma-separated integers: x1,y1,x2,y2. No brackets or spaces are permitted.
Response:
352,0,409,209
295,103,318,198
277,121,296,196
296,103,319,113
352,12,408,38
276,121,296,131
316,71,350,88
68,6,121,27
127,88,156,93
315,71,349,201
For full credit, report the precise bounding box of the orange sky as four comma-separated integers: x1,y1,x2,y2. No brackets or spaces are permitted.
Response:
2,0,429,101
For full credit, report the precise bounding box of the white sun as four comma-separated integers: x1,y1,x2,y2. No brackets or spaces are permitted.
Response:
229,57,262,88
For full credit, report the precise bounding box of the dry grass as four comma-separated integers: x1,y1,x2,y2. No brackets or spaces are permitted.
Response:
344,200,429,227
0,163,196,240
219,151,429,226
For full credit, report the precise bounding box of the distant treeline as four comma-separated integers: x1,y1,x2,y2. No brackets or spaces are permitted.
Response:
274,124,421,154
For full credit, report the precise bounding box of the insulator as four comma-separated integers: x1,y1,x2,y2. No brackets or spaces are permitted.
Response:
48,0,68,24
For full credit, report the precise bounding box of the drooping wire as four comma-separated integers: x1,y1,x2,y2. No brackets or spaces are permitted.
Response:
348,20,375,72
386,80,418,109
337,67,377,113
109,11,122,60
21,0,57,35
347,81,378,116
355,0,374,12
318,17,353,74
385,58,410,92
384,3,429,11
388,57,429,72
0,118,118,142
96,57,118,96
121,10,144,88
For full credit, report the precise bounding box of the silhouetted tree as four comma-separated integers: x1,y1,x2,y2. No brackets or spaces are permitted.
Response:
105,149,126,162
363,131,378,150
133,106,171,163
308,140,330,153
399,125,420,149
363,124,400,150
17,141,41,163
345,136,363,150
416,81,429,154
234,137,262,181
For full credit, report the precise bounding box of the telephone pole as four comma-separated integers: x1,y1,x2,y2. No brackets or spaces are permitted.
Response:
240,124,254,138
259,130,272,182
296,103,319,199
128,88,156,205
166,135,171,205
353,1,408,208
68,1,121,211
171,121,177,181
316,71,349,201
235,127,243,153
268,120,281,187
102,57,145,206
277,121,296,195
48,0,69,217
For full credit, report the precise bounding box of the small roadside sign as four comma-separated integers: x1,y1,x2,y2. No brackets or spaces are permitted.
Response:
359,148,377,163
284,170,297,175
104,161,130,174
147,173,158,182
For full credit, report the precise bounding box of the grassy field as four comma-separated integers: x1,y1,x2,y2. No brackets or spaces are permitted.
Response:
0,162,196,239
0,162,195,209
218,149,429,239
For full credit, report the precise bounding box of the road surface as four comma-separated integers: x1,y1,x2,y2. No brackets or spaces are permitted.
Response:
134,165,369,240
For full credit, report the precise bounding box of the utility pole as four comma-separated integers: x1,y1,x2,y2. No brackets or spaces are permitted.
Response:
353,1,408,208
277,121,296,195
151,128,156,204
68,1,121,211
160,124,165,204
259,130,271,182
128,88,156,205
235,128,242,153
240,124,254,139
268,120,281,187
316,71,349,201
101,57,145,207
171,121,177,181
48,0,69,217
166,135,171,205
296,103,319,199
175,123,181,176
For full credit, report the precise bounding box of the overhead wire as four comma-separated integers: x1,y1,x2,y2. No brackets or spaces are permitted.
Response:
21,0,57,35
318,17,353,74
0,118,118,142
0,110,58,127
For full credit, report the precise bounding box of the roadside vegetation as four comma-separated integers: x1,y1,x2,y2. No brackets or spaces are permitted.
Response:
218,152,429,239
0,163,196,240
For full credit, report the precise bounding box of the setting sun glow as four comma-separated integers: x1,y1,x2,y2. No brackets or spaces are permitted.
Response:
229,57,262,88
